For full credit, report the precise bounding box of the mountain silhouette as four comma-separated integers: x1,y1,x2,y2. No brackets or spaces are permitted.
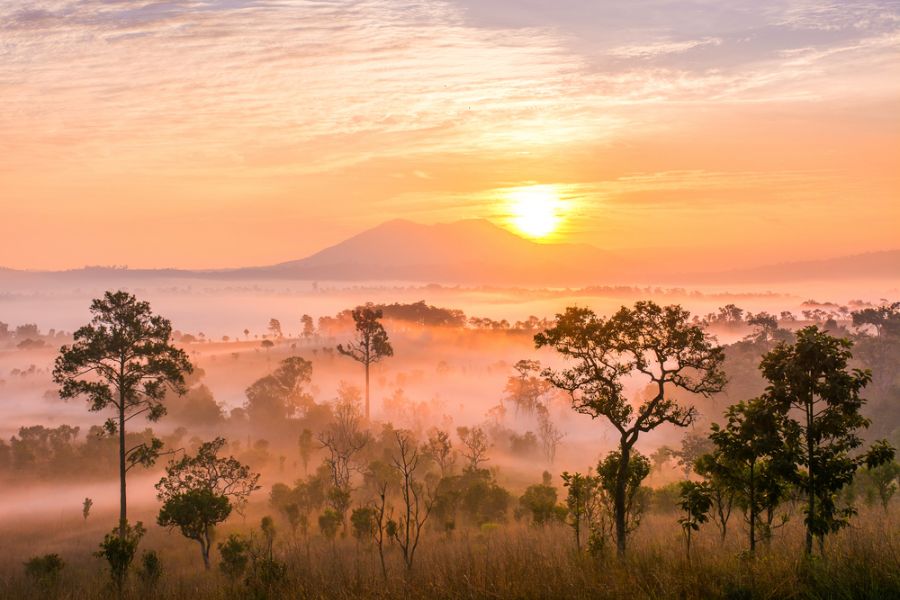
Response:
230,219,619,284
0,220,897,286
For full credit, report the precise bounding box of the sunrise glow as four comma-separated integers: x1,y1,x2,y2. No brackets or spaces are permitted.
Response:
508,186,562,239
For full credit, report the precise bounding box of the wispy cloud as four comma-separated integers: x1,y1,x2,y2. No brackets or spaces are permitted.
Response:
0,0,897,268
608,37,723,59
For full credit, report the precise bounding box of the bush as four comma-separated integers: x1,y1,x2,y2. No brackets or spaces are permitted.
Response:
218,533,251,581
138,550,162,587
24,553,64,585
95,521,145,590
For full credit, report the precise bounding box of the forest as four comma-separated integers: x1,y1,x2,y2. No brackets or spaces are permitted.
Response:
0,293,897,600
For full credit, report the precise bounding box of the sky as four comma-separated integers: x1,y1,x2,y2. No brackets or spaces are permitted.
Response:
1,0,898,270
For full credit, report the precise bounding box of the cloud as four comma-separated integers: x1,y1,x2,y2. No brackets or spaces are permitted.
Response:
607,38,723,60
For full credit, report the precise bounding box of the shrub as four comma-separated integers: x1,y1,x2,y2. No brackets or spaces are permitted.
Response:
24,553,64,585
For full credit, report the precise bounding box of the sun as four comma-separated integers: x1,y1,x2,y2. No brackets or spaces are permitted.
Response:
508,185,562,239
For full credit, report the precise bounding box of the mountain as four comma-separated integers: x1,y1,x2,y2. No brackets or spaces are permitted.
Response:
0,220,896,287
688,250,900,283
231,219,623,284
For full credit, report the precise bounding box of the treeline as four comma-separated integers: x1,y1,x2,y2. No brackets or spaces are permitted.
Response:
13,291,900,596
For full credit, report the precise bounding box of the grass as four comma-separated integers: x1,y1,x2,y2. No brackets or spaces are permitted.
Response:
0,505,897,599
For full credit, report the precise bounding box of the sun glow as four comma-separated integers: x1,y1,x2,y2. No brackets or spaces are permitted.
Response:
508,185,562,239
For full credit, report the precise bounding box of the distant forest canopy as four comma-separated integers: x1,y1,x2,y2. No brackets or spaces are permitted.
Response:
1,300,898,477
2,298,896,344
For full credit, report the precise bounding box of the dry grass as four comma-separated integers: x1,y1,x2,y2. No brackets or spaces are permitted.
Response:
0,506,897,599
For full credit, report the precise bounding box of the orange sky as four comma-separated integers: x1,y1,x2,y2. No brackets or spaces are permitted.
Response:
1,1,898,270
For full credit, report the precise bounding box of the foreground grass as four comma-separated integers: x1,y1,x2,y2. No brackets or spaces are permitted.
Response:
1,509,897,599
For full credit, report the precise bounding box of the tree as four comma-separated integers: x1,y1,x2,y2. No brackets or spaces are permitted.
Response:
301,314,315,341
389,430,434,571
155,438,260,569
268,318,283,339
504,359,552,416
760,326,896,555
746,312,780,344
866,460,899,511
337,305,393,420
678,481,712,559
298,428,314,474
536,301,726,555
53,291,193,538
561,471,601,551
536,405,564,464
596,450,651,543
244,357,314,422
694,453,735,543
422,429,456,477
457,426,490,471
851,302,900,337
96,521,145,592
318,384,370,528
704,397,793,553
675,430,714,478
519,472,561,525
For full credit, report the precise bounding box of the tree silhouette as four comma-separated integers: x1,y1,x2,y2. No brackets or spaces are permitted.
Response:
268,318,283,339
244,357,314,422
156,437,260,569
760,326,895,555
703,397,794,553
536,301,726,555
53,291,193,538
337,305,393,420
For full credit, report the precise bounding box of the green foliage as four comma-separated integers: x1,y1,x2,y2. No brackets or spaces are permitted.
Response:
53,291,193,530
761,326,895,552
596,450,651,534
675,430,714,477
337,304,394,419
24,553,64,586
433,468,511,526
218,533,250,581
261,516,277,559
519,476,560,525
678,481,713,555
156,437,259,569
536,301,726,555
319,509,341,540
866,459,899,510
137,550,162,587
704,396,794,552
561,471,601,550
351,506,376,541
244,356,314,422
95,520,145,590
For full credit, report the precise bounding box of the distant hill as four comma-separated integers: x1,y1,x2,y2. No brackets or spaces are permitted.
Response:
690,250,900,283
230,219,622,284
0,220,897,287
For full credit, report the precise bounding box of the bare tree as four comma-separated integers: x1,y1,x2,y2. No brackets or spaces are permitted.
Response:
536,405,565,464
318,385,371,526
456,426,490,471
422,429,456,477
389,430,434,571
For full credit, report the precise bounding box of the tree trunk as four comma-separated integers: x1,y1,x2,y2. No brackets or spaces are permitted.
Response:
805,393,815,556
749,460,756,554
200,538,211,570
614,441,630,557
118,402,127,538
365,361,370,421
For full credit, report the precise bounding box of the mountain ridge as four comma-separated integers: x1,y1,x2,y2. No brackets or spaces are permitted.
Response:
0,219,897,285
